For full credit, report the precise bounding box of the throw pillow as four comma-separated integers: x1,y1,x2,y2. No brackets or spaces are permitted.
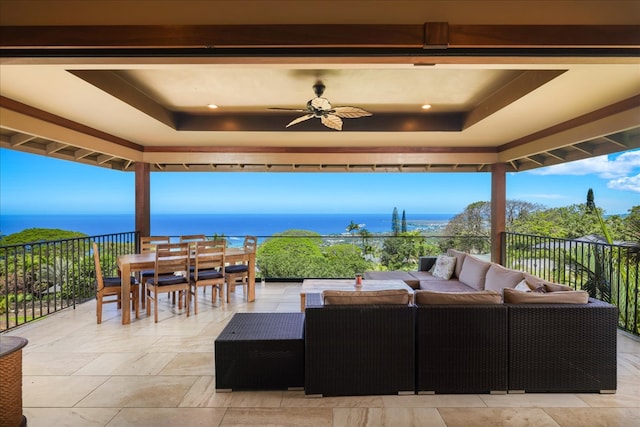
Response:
544,282,573,292
484,263,524,293
446,249,467,278
458,255,492,290
431,255,456,280
514,279,532,292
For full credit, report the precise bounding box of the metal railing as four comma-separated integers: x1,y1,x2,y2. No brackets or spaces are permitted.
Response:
2,231,477,331
13,231,634,335
503,232,639,336
1,231,138,331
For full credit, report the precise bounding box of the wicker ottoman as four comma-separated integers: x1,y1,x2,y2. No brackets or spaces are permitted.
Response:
215,312,305,391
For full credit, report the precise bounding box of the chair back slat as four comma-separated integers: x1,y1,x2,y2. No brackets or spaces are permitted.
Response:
194,239,226,275
180,234,207,243
141,236,171,253
92,242,105,292
154,242,190,276
244,235,257,254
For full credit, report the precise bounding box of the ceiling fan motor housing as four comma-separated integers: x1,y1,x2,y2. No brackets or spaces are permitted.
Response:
313,81,326,97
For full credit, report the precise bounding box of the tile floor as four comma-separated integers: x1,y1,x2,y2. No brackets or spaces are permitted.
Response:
4,282,640,426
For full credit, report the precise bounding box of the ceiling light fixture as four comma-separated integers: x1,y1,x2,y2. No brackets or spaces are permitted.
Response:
207,104,218,109
421,104,432,110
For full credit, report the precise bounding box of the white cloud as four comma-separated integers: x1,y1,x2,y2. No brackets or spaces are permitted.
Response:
529,150,640,179
607,173,640,193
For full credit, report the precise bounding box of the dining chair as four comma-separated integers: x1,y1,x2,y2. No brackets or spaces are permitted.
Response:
225,235,257,302
179,234,209,297
145,242,191,323
139,236,171,309
92,242,139,324
190,239,226,314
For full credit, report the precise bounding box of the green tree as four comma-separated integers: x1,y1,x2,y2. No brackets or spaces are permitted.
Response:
321,244,373,277
345,220,361,247
0,228,87,246
358,228,373,254
255,229,374,279
623,205,640,242
443,200,543,253
256,230,325,278
381,231,433,270
391,207,400,236
441,201,491,253
401,210,407,233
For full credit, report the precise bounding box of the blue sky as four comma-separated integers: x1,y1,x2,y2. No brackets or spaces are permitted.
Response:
1,148,639,216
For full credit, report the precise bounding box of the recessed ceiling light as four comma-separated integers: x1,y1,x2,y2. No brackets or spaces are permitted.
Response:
207,104,218,109
421,104,432,110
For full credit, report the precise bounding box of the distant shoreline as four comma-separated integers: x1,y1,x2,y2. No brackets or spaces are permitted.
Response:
0,212,453,238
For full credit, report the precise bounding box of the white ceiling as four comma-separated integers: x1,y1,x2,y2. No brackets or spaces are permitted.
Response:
1,1,639,173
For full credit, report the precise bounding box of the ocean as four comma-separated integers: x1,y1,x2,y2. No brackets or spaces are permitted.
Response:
0,213,452,239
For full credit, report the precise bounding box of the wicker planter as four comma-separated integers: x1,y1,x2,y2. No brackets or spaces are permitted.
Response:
0,336,28,427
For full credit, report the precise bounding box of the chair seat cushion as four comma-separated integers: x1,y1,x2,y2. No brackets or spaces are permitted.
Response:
103,276,137,287
225,264,248,274
148,274,188,286
141,269,155,277
191,270,223,280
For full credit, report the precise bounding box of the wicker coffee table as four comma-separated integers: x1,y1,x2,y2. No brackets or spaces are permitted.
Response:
300,279,413,311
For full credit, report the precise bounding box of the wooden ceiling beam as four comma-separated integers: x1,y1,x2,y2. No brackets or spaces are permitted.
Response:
9,132,35,147
1,24,638,50
463,70,566,130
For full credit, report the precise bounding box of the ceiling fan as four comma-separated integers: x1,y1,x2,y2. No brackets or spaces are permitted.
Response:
269,81,372,130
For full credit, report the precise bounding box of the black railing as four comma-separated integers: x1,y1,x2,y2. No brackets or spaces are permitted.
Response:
503,232,639,337
1,231,138,331
2,231,495,332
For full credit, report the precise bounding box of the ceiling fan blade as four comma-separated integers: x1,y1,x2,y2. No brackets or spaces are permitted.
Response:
268,107,308,112
321,114,343,131
332,106,373,118
286,114,314,128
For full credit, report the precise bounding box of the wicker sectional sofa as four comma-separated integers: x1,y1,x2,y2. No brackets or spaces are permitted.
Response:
301,250,618,396
305,292,616,396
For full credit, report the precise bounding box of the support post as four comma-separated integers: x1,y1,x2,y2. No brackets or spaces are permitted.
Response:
491,163,506,264
135,162,150,237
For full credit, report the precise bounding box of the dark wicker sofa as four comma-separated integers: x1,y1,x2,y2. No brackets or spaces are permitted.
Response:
304,293,415,397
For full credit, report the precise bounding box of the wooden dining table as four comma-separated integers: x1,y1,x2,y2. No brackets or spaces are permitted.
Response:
117,247,255,324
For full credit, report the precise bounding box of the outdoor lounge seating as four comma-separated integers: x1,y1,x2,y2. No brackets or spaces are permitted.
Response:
211,249,618,396
304,292,415,397
508,298,618,393
415,299,508,394
302,291,617,396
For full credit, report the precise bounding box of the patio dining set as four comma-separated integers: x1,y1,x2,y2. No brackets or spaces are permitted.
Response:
94,234,257,324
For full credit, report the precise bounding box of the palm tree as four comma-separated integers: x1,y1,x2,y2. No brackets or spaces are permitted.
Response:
346,220,361,247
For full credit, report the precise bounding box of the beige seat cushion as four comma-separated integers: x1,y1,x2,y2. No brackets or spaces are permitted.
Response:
458,255,491,290
322,289,411,305
415,290,502,305
503,288,589,304
485,263,524,293
364,271,420,289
